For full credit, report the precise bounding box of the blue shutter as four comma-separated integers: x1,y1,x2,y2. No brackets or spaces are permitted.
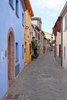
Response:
16,0,19,17
16,43,19,62
9,0,14,9
22,13,24,26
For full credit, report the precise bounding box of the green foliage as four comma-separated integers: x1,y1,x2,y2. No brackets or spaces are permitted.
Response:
32,39,39,60
32,40,38,49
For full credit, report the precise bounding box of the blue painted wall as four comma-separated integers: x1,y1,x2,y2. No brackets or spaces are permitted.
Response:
0,0,24,99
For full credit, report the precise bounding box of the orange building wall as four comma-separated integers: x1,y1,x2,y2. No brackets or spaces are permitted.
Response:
24,10,32,65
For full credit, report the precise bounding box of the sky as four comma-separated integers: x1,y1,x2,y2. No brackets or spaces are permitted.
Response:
30,0,67,33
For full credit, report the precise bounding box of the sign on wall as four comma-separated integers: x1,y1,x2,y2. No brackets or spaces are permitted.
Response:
1,50,7,63
1,51,4,62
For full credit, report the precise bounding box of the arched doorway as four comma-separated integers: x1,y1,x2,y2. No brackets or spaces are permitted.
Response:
8,29,14,86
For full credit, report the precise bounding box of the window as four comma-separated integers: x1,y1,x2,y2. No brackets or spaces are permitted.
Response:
9,0,14,9
16,43,19,62
16,0,19,17
22,45,24,59
22,13,24,26
65,14,67,30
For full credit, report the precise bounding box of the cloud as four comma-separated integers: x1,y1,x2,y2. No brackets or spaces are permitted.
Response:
30,0,66,10
30,0,67,33
44,0,66,10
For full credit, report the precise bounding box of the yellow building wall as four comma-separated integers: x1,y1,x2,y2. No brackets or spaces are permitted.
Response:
24,10,32,65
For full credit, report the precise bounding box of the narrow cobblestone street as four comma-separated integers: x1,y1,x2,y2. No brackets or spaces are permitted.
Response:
4,52,67,100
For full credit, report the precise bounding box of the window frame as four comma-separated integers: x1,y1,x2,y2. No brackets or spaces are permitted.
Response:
16,42,19,62
9,0,14,10
22,13,24,27
16,0,19,18
22,45,24,59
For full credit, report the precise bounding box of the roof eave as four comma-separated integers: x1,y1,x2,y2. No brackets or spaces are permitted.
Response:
26,0,34,16
60,2,67,17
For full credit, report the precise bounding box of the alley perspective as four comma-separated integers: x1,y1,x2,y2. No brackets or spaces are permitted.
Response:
0,0,67,99
3,52,67,100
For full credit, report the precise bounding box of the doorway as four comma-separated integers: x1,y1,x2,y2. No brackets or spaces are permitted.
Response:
8,30,14,86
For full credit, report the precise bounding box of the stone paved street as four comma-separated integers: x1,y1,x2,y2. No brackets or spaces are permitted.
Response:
3,52,67,100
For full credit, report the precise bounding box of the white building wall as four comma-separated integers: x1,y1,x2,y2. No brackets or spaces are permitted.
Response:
32,19,42,30
56,32,61,56
57,46,59,56
32,20,38,26
62,13,67,69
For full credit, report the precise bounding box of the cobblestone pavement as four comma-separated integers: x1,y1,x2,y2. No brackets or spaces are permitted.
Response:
3,52,67,100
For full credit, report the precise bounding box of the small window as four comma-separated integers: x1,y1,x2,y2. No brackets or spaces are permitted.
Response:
16,43,19,62
9,0,14,10
16,0,19,17
22,45,24,59
22,13,24,26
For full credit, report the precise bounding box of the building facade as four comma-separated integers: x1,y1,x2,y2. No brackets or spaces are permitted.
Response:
31,24,39,40
40,31,45,54
32,17,42,54
43,37,49,53
0,0,25,99
62,3,67,69
44,32,52,42
53,2,67,68
24,0,34,65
